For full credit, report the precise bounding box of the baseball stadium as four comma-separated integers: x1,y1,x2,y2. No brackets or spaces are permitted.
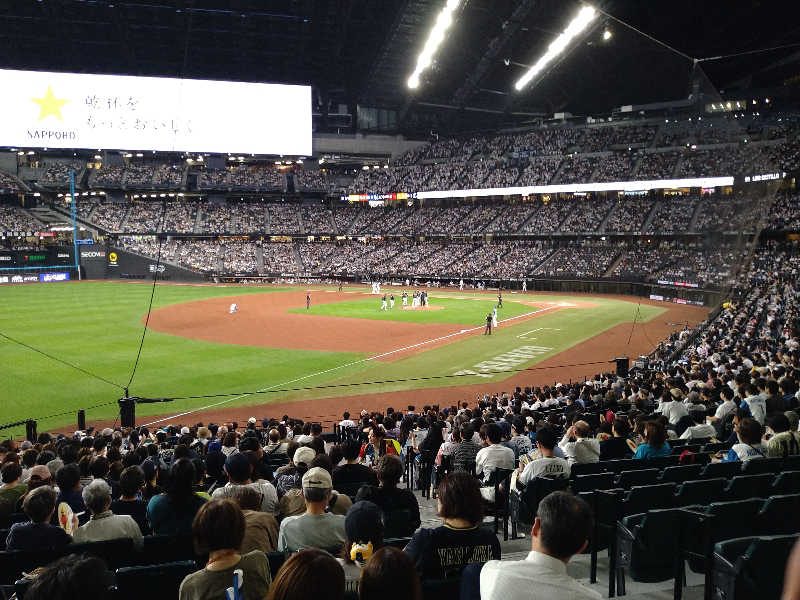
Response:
0,2,799,600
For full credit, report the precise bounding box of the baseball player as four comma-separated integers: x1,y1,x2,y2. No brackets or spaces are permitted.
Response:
497,291,503,308
229,303,239,314
459,279,464,291
522,279,527,292
381,294,387,310
402,291,408,306
306,294,311,310
492,306,499,329
390,294,395,309
484,312,492,335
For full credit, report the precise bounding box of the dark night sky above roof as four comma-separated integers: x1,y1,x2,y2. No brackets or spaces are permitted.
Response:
1,0,798,133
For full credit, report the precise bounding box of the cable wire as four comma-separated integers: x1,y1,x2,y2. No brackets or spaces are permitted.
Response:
126,201,167,390
0,331,125,390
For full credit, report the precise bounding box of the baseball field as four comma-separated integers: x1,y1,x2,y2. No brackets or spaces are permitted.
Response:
0,281,709,437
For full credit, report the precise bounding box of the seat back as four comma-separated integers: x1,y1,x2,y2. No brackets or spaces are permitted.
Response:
726,473,775,501
607,459,640,473
0,549,63,585
267,551,287,578
67,538,135,570
623,483,676,515
660,464,703,483
570,462,608,477
114,561,197,600
421,576,461,600
700,461,741,479
705,498,763,539
0,528,9,551
143,534,196,564
616,468,660,489
674,478,727,506
517,477,569,526
739,534,800,600
782,455,800,471
740,457,783,475
770,470,800,495
572,472,616,493
756,494,800,535
336,481,370,501
383,509,418,539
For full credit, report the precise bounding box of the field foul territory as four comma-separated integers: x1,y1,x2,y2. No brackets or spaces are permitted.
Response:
453,345,553,379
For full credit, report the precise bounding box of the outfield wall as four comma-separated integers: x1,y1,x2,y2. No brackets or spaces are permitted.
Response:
105,247,205,282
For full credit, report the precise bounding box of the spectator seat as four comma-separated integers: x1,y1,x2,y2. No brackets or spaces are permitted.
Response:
114,560,197,600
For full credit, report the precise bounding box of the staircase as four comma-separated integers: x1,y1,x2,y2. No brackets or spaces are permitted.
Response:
533,248,562,274
28,206,64,229
327,210,337,234
629,152,646,179
604,253,625,277
291,242,304,272
549,158,569,184
193,204,204,233
298,209,307,235
264,205,272,233
640,201,660,233
255,245,264,274
598,203,617,233
672,154,685,178
687,198,704,233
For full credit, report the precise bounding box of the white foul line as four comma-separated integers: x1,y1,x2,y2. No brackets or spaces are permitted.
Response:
141,304,559,427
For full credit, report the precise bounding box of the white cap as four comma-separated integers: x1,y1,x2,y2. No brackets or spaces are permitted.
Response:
180,426,190,435
248,417,257,424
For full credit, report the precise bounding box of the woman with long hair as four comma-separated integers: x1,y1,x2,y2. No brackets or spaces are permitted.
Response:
146,458,207,535
266,548,344,600
633,420,672,459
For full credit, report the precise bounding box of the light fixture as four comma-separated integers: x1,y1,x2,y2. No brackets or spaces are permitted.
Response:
136,153,143,157
602,29,612,41
362,165,370,170
407,0,462,89
515,5,596,91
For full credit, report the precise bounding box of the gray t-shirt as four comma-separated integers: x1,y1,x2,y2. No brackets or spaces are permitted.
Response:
277,512,346,553
178,550,270,600
211,481,278,514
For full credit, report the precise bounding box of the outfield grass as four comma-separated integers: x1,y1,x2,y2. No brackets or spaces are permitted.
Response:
289,296,532,324
1,282,666,437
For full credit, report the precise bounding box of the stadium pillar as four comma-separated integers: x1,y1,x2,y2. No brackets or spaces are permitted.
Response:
119,398,136,428
615,357,629,378
77,409,86,431
25,419,37,443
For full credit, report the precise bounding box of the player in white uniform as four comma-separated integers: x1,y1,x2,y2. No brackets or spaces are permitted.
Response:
402,291,408,306
492,306,499,329
381,294,387,310
522,279,527,292
459,279,464,290
229,303,239,314
390,294,395,309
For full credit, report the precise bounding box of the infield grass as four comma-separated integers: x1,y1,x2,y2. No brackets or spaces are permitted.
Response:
290,296,532,324
1,282,669,437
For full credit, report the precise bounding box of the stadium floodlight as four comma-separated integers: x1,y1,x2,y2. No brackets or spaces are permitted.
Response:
514,5,597,92
407,0,462,89
602,29,612,41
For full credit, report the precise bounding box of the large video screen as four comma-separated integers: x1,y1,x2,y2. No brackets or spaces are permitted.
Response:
0,69,312,155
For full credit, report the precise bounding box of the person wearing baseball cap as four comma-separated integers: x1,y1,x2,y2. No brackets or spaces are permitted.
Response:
336,501,385,593
277,466,345,553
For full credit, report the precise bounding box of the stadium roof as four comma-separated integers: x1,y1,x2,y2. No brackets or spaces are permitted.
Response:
1,0,798,136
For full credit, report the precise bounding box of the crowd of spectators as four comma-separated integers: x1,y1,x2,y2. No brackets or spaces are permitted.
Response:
0,205,43,233
163,201,198,233
646,195,699,233
198,169,229,188
560,198,614,233
93,166,127,187
117,237,220,273
603,197,653,232
267,204,301,234
90,202,127,231
230,166,285,190
293,170,329,192
199,202,235,234
221,240,260,273
153,164,184,187
238,203,268,233
122,202,164,233
635,151,681,180
300,205,333,233
767,191,800,231
519,199,574,234
3,236,799,600
536,242,621,279
693,194,764,233
515,157,562,186
39,161,84,185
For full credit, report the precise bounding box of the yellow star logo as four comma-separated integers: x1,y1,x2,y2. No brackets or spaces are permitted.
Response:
31,85,69,121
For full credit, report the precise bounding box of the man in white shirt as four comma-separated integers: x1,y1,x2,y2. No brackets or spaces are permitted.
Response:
558,421,600,464
211,453,279,513
658,389,689,425
741,384,766,424
680,411,717,440
475,423,515,501
338,412,356,430
707,387,737,425
480,491,601,600
517,428,570,487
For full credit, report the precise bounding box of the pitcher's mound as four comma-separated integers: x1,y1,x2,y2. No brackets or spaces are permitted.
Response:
401,305,444,311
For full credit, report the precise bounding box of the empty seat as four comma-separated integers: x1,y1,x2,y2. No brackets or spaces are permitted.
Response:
770,471,800,495
726,474,775,501
623,483,677,515
267,551,287,578
114,561,197,600
756,494,800,535
510,476,569,535
701,442,731,454
572,472,617,494
606,459,640,473
674,478,727,506
782,455,800,471
570,462,608,477
142,534,196,564
740,457,783,475
712,534,800,600
659,464,703,484
700,461,741,479
616,469,660,489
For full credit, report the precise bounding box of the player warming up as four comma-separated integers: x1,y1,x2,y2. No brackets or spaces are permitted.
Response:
390,294,395,309
229,303,239,314
381,294,387,311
